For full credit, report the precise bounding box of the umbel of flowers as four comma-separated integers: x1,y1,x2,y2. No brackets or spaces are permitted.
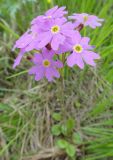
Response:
13,6,104,82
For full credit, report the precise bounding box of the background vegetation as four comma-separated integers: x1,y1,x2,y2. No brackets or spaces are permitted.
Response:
0,0,113,160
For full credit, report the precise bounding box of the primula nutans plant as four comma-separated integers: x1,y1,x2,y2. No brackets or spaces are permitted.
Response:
13,6,104,82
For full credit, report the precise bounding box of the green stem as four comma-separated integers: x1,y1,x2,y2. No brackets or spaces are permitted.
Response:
60,54,66,119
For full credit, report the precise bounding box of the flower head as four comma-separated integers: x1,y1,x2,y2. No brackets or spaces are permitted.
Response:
12,6,102,82
69,13,104,29
37,18,75,50
13,24,41,52
67,31,100,69
29,49,63,81
31,6,68,25
12,25,42,68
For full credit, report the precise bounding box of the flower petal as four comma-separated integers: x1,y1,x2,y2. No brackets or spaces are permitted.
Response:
61,29,75,38
82,51,100,66
45,68,54,81
52,68,60,78
67,52,84,69
45,6,58,16
80,37,92,50
29,65,44,81
32,53,43,64
29,66,38,74
75,53,84,69
67,52,77,67
57,39,72,54
13,31,32,49
52,6,68,18
54,60,63,68
54,17,67,26
71,31,81,44
51,34,65,50
35,69,44,81
38,32,52,48
13,49,25,68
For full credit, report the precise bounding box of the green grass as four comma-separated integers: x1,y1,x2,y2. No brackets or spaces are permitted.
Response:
0,0,113,160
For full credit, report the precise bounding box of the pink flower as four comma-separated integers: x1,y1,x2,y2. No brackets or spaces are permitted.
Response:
12,6,102,82
31,6,68,25
13,25,40,52
29,49,63,81
37,18,75,50
69,13,104,29
67,31,100,69
12,25,41,68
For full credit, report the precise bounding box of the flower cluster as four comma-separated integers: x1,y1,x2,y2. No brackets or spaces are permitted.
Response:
13,6,104,82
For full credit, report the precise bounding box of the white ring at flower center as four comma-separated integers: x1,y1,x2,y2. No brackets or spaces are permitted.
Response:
43,59,50,67
51,25,60,34
73,44,83,53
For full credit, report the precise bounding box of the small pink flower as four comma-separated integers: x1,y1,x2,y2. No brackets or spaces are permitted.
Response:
12,6,103,82
12,25,41,68
31,6,68,25
67,31,100,69
13,25,40,52
29,49,63,81
69,13,104,29
37,18,75,50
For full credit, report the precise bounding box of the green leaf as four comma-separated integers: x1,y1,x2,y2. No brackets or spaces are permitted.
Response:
56,139,68,149
52,113,61,121
72,132,83,145
66,143,76,157
61,124,68,136
61,118,75,136
51,124,61,136
66,118,75,133
6,70,28,79
0,21,19,38
56,140,76,157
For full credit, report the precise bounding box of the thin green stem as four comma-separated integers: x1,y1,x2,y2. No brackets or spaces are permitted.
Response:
60,54,66,120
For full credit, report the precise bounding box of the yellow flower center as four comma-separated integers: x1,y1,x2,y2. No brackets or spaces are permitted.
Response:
51,25,60,34
43,59,50,67
84,16,88,22
73,44,83,53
